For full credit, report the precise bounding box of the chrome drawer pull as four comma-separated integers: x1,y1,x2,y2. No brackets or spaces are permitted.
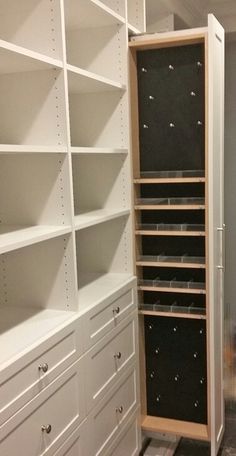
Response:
113,306,120,315
116,406,123,414
114,352,122,359
41,424,52,434
38,363,48,373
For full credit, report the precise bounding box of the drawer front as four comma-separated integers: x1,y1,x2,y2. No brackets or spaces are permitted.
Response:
0,316,84,425
86,313,137,411
53,419,90,456
84,279,136,348
89,364,138,456
0,359,86,456
106,413,140,456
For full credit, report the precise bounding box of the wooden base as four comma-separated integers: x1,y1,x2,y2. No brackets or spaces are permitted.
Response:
141,415,209,441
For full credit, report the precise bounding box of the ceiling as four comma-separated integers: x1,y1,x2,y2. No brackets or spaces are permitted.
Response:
146,0,236,35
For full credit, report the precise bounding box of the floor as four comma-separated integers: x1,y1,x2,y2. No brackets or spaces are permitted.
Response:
174,404,236,456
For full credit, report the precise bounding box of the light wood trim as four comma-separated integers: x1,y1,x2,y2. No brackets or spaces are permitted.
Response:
139,310,206,320
129,48,140,178
134,177,206,184
136,261,206,269
129,32,206,51
135,204,206,210
204,32,211,438
141,415,209,441
135,230,206,237
139,315,147,415
139,286,206,295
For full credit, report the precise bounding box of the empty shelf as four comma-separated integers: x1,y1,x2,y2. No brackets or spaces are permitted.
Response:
137,255,205,268
65,0,125,31
0,39,63,74
0,306,76,369
74,208,130,230
0,145,67,154
78,272,134,313
70,147,128,155
67,64,126,93
135,197,205,210
0,225,72,255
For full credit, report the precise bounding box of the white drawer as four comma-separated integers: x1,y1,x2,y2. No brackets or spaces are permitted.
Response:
84,279,137,348
104,412,140,456
86,312,137,411
53,419,90,456
0,358,86,456
88,364,138,456
0,316,84,425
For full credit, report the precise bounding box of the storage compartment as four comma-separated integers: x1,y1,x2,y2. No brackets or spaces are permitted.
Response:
69,89,128,148
72,154,129,226
137,44,205,174
0,68,67,146
140,292,206,315
139,267,205,292
145,316,207,424
0,0,63,58
64,0,126,84
76,216,133,310
0,154,72,254
0,359,86,456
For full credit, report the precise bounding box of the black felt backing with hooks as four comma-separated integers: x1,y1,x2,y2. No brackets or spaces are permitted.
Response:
137,44,205,172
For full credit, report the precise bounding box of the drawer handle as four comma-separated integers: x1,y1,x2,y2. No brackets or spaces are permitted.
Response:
38,363,49,373
113,306,120,315
116,406,123,414
41,424,52,434
114,352,122,360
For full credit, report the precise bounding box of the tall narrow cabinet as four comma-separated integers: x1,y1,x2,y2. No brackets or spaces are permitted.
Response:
0,1,146,455
129,15,225,456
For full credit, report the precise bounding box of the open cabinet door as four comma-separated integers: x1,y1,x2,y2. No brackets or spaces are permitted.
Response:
207,13,225,456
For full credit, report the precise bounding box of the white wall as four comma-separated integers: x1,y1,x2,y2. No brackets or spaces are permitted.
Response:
225,41,236,321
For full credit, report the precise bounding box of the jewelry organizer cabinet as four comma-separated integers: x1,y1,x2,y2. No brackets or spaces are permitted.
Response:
129,14,225,456
0,1,146,455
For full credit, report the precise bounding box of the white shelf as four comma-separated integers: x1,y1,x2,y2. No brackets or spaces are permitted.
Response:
67,64,126,94
128,24,141,35
0,306,76,368
0,225,72,255
74,209,130,231
78,272,133,312
0,39,63,74
70,146,128,154
0,145,67,154
65,0,125,31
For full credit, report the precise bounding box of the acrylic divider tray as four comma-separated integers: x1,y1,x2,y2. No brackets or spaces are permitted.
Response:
139,277,206,291
135,197,205,207
136,223,205,233
139,301,206,315
139,170,205,179
137,254,205,265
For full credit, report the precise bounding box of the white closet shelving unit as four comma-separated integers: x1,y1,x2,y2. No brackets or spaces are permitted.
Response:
0,1,146,455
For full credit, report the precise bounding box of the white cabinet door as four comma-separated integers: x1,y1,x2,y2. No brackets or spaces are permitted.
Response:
53,419,91,456
104,411,140,456
207,13,225,456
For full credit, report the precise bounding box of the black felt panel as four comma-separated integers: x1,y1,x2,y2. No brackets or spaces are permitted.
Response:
145,316,207,423
141,236,205,257
137,44,205,172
